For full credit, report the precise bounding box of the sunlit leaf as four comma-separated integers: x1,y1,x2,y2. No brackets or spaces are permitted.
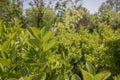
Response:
27,27,40,39
43,41,56,52
43,32,54,43
94,71,111,80
1,41,9,51
81,69,94,80
40,27,46,38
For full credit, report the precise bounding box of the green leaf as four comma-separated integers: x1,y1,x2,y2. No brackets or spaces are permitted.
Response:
27,27,40,39
20,75,33,80
86,62,96,75
25,59,36,64
94,71,111,80
0,20,3,34
0,63,4,71
0,58,10,66
7,72,21,79
40,27,46,38
43,41,56,52
33,73,46,80
71,74,81,80
1,41,9,51
43,32,54,43
81,69,94,80
0,26,3,34
14,18,21,27
29,39,40,48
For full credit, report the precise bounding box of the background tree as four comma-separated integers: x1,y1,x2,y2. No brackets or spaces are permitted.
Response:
0,0,23,21
98,0,120,30
0,0,10,20
26,0,57,29
54,0,83,16
102,0,120,13
0,0,25,28
26,7,56,30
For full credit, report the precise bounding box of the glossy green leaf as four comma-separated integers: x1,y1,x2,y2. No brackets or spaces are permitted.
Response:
71,74,81,80
27,27,40,39
43,32,54,43
94,71,111,80
81,69,94,80
43,41,56,52
86,62,96,75
40,27,46,38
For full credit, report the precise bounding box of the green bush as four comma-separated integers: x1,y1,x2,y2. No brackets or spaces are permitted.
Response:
0,19,120,80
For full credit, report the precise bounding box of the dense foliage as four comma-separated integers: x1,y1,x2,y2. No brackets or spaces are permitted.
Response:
0,0,120,80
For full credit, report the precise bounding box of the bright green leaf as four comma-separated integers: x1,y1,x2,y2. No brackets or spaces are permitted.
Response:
1,41,9,51
43,41,56,52
94,71,111,80
81,69,94,80
43,32,54,43
40,27,46,38
27,27,40,39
